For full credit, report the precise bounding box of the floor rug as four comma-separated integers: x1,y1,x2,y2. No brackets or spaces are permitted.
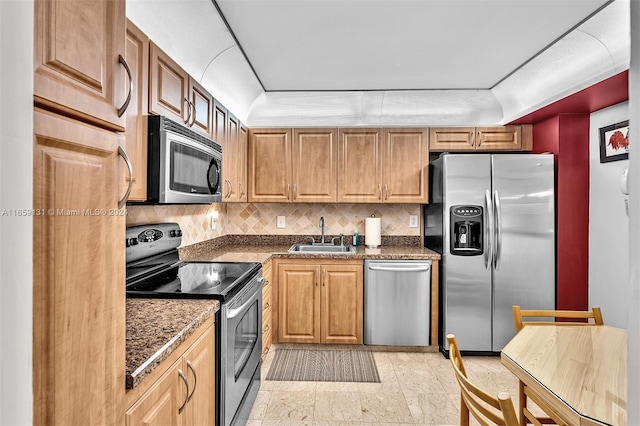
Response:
265,348,380,382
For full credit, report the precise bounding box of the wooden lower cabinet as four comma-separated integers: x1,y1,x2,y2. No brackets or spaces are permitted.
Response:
126,321,215,426
261,260,273,359
276,259,363,344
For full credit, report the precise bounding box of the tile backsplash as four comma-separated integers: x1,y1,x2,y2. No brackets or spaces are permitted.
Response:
126,204,225,247
126,203,421,247
225,203,421,237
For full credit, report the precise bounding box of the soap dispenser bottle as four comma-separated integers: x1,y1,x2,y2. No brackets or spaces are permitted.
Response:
353,229,360,246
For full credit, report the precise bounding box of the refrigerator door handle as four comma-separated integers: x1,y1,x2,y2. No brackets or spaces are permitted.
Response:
493,189,502,270
484,189,493,270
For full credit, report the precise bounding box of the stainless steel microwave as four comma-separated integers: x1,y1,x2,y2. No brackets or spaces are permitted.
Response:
147,115,222,204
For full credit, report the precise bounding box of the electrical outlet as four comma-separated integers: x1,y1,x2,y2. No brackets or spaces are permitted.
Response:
211,211,219,230
276,215,286,228
409,215,419,228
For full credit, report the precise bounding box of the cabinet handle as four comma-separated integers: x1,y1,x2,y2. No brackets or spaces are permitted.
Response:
293,184,297,200
186,361,197,403
263,302,270,310
264,324,270,333
178,369,189,414
378,184,382,200
189,101,197,127
238,182,244,198
117,55,132,118
225,179,233,198
118,146,133,209
183,98,192,125
384,184,389,200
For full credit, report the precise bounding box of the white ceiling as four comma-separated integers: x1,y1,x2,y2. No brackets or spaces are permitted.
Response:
216,0,610,91
127,0,629,127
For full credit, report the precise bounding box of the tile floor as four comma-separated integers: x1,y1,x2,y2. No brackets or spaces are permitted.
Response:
248,345,522,425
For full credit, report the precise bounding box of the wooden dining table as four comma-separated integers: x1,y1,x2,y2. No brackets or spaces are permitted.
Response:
501,325,627,426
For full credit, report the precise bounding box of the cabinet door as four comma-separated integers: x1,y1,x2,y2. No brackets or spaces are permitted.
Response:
188,79,214,138
337,128,382,203
125,360,183,426
33,110,125,425
277,264,320,343
292,128,338,202
382,128,429,203
34,0,126,131
224,113,240,201
122,20,149,202
149,42,189,125
320,265,363,345
476,126,522,151
429,127,475,151
238,125,249,202
182,325,215,426
248,129,292,203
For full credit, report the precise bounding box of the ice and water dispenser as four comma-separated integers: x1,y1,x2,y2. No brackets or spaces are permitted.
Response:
450,205,483,255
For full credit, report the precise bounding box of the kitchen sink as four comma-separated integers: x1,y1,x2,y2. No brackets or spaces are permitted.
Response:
288,244,357,254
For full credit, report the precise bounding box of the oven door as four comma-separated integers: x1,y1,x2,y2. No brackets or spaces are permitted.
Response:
160,129,222,204
222,275,263,426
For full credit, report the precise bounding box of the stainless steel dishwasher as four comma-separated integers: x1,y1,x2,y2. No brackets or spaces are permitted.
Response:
364,259,432,346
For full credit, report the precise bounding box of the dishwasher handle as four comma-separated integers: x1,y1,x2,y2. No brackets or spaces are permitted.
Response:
368,264,431,273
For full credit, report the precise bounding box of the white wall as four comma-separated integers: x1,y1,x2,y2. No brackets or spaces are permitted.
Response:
588,102,629,329
0,1,34,424
628,2,640,423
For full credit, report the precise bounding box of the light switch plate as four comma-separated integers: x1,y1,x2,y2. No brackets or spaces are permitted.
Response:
409,215,419,228
277,215,286,228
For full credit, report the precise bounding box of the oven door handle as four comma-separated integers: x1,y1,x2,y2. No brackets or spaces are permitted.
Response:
227,278,264,319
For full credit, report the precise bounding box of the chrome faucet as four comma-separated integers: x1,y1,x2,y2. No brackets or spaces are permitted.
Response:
319,216,325,244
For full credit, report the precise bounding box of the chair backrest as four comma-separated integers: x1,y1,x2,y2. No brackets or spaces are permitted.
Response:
512,305,604,332
446,334,519,426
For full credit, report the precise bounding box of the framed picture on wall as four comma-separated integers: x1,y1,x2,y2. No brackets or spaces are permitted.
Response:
599,120,629,163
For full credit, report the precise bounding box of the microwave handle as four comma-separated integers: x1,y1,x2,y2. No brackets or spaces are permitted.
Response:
118,146,133,209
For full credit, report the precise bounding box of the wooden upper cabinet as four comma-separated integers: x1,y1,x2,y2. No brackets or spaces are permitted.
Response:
248,129,292,203
337,128,382,203
188,79,214,138
121,20,149,202
292,128,338,203
238,125,249,202
429,127,475,151
476,125,528,151
149,41,214,137
213,100,228,146
149,42,189,125
34,0,126,131
223,112,240,201
383,128,429,203
430,125,532,152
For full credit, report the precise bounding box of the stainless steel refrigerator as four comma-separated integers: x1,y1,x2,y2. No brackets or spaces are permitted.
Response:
425,153,555,353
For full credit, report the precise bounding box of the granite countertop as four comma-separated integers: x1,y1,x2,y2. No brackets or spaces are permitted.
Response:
181,241,441,264
125,235,439,391
125,299,219,390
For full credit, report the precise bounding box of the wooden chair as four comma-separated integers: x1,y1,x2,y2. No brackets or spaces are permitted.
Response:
512,305,603,333
446,334,519,426
511,305,603,426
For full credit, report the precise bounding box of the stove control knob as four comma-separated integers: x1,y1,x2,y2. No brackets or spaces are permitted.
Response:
129,238,138,246
176,230,182,237
169,230,176,237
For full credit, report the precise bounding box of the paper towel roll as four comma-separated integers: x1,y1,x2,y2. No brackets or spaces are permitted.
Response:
365,217,381,248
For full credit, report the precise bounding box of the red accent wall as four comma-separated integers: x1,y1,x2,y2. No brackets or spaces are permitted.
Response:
520,71,628,310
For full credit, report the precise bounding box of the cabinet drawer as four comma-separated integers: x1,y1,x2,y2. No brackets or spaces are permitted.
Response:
262,283,272,312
